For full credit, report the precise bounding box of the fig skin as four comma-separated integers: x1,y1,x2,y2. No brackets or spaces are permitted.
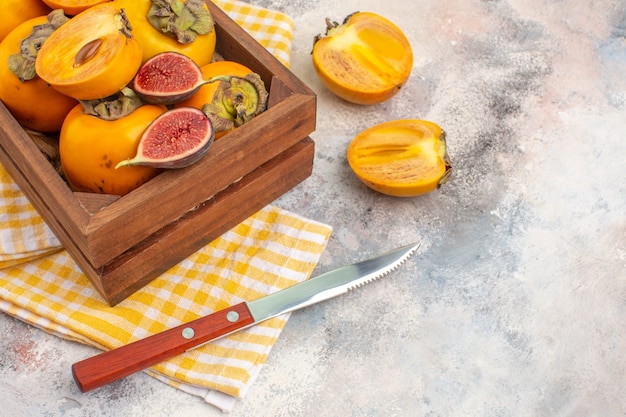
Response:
132,51,206,105
132,52,269,129
116,107,215,169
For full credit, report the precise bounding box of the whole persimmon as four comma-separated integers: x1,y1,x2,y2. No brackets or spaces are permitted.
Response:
40,0,110,15
60,97,166,196
113,0,217,66
312,12,413,105
35,3,143,100
0,13,77,132
0,0,51,42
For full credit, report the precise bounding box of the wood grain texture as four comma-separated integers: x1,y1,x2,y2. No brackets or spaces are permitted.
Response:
0,1,316,305
71,302,255,392
99,137,314,305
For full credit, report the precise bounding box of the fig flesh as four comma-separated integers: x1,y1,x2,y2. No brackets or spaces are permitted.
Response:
116,106,214,169
132,51,205,105
132,51,268,120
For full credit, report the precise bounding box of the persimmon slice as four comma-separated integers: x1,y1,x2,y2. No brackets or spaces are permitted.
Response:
347,120,452,197
312,12,413,105
35,3,142,100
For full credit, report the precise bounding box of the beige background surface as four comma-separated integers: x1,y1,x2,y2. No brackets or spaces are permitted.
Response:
2,0,625,416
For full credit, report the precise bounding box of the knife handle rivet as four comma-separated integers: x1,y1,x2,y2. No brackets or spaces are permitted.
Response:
181,327,195,339
226,311,240,322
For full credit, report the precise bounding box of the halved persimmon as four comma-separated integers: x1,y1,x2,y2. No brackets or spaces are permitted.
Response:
35,3,143,100
347,120,452,197
312,12,413,105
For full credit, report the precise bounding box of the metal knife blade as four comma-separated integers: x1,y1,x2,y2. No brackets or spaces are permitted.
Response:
72,242,419,392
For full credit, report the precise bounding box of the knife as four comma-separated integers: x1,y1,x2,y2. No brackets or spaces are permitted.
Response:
72,242,419,392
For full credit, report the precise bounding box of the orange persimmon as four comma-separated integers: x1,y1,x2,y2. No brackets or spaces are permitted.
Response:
347,120,452,197
113,0,217,65
60,103,166,195
312,12,413,105
175,60,254,139
0,14,77,132
0,0,51,42
35,3,143,100
40,0,110,15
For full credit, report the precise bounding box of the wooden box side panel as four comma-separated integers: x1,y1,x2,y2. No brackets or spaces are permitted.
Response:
0,102,91,242
85,76,315,267
78,3,318,266
0,2,317,275
98,137,315,305
205,1,314,96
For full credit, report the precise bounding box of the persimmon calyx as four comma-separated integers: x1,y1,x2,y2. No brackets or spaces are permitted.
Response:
8,10,69,81
202,73,268,131
79,87,144,121
114,8,134,39
437,133,453,187
147,0,214,44
312,12,359,47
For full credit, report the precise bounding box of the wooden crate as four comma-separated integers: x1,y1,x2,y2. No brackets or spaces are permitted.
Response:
0,2,317,305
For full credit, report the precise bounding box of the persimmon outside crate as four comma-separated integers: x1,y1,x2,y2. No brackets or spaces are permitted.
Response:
0,1,317,306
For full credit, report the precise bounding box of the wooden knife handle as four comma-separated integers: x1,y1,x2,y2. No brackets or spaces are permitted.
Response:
72,302,255,392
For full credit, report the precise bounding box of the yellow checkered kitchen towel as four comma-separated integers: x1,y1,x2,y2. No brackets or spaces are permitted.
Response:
0,1,324,413
213,0,294,67
0,205,331,411
0,166,63,268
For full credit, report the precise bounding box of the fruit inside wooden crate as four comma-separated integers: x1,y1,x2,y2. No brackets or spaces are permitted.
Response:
0,1,317,305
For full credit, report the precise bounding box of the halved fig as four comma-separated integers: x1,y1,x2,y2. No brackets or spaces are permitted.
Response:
116,107,214,169
132,51,269,124
132,51,208,104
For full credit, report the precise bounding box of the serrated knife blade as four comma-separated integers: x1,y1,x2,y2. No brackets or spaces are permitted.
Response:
72,242,420,392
